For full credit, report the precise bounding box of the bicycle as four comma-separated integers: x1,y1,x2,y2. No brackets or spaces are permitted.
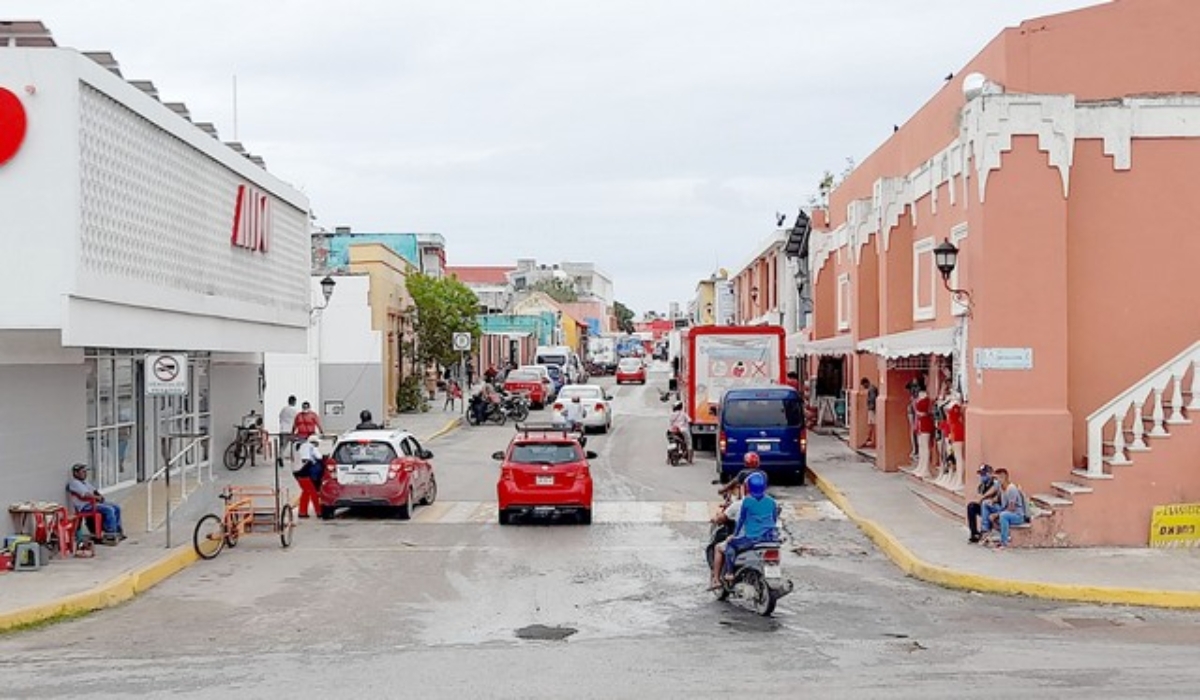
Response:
193,485,295,560
223,413,263,471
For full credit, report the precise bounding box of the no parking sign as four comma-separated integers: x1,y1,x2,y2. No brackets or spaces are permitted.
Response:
145,353,189,396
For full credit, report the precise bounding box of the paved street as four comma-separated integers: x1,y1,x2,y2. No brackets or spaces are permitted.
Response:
3,369,1200,699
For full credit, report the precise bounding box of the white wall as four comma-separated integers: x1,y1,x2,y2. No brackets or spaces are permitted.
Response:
317,275,381,365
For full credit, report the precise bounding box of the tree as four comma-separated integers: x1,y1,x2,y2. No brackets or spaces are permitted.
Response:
406,273,482,367
613,300,636,333
531,277,578,303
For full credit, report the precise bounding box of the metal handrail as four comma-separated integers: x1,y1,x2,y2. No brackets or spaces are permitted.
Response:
147,433,209,544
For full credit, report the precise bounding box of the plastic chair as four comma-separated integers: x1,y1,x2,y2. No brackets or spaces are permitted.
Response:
13,541,42,571
68,491,105,542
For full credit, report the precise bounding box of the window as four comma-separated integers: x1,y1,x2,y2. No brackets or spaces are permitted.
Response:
723,399,803,428
510,442,580,465
333,441,398,465
913,238,936,321
837,273,851,331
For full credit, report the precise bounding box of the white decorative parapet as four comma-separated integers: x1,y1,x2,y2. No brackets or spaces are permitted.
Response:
1086,341,1200,477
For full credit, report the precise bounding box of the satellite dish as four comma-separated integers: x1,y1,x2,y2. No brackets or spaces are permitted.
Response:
962,72,988,101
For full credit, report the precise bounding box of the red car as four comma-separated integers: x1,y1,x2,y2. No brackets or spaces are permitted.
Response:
494,425,595,524
615,357,646,385
504,369,548,408
319,429,437,520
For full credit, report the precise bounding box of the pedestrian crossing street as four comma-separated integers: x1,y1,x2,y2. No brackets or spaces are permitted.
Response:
410,500,847,525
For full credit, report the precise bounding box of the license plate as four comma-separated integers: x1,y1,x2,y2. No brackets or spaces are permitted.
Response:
351,474,372,485
764,563,782,579
536,475,554,486
755,442,772,452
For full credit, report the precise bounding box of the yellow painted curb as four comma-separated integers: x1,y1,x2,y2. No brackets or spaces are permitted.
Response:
808,468,1200,610
424,417,464,443
0,545,198,632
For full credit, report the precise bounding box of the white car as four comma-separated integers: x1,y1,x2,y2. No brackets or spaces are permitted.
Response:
552,384,613,434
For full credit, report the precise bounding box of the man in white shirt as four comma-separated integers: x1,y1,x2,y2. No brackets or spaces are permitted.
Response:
279,395,298,466
562,394,586,430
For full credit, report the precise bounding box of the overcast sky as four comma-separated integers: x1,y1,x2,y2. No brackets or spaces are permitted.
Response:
13,0,1101,313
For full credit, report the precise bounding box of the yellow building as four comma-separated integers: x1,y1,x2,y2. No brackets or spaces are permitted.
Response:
693,278,717,325
348,243,416,417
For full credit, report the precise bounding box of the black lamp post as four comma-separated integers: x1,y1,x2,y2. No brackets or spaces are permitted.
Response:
933,239,973,314
310,275,337,324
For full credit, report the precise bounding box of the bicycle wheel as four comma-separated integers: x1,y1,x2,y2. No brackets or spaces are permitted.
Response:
224,514,241,548
223,441,247,471
193,513,226,560
279,504,295,548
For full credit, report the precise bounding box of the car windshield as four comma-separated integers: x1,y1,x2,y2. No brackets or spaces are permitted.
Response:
509,442,580,465
559,386,602,400
724,398,803,428
507,371,539,382
332,441,398,465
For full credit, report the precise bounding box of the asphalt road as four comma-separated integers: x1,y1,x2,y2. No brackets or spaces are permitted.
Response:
4,367,1200,699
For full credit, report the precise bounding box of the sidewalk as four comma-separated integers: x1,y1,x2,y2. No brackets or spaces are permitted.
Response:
0,412,462,632
806,433,1200,609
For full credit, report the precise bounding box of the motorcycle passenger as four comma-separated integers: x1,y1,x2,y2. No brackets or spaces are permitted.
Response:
355,410,381,430
667,401,692,464
473,383,501,424
710,469,779,589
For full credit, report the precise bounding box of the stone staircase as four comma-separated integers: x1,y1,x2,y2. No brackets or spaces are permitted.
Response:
1026,342,1200,546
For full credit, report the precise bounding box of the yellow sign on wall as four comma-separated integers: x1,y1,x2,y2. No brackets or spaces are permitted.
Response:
1149,503,1200,548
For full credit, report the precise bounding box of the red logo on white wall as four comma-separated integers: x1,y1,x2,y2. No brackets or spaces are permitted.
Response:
0,87,28,166
230,184,271,253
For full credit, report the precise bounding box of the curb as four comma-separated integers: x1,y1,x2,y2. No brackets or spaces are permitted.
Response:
808,466,1200,610
0,545,198,633
424,416,464,442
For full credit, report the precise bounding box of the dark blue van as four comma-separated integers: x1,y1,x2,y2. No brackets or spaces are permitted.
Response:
717,386,807,485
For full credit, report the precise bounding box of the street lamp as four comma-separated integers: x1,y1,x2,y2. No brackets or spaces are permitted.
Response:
933,238,973,314
309,275,337,324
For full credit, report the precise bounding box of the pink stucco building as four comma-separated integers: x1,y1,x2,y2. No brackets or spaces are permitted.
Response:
804,0,1200,546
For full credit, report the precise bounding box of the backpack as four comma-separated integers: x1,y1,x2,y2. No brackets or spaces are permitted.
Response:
1015,483,1034,522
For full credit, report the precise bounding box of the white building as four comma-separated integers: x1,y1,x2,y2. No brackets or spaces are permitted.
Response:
509,259,615,307
0,29,311,535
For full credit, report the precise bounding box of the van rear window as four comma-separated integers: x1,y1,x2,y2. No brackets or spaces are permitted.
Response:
724,399,803,428
537,354,567,367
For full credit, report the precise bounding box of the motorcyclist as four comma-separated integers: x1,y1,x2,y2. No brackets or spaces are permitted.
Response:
667,401,692,464
562,394,586,431
355,410,381,430
718,451,764,502
710,462,778,589
472,383,501,424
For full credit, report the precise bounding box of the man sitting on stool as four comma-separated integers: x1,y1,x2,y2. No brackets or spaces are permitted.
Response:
67,463,126,542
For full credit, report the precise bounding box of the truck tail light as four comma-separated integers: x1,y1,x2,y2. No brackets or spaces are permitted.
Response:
800,430,807,454
718,430,727,454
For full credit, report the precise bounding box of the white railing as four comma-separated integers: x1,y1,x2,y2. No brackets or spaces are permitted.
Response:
146,435,210,533
1086,341,1200,477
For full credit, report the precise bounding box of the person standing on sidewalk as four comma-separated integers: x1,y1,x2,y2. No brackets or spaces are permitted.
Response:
966,464,1000,543
294,434,324,518
279,395,298,466
860,378,878,449
912,386,935,479
292,401,323,441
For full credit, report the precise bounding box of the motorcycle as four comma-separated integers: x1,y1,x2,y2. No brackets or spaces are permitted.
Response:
705,519,793,617
501,392,531,422
467,395,507,426
666,429,689,466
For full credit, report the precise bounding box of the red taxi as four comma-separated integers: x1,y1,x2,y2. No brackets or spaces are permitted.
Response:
494,425,596,525
504,369,548,409
319,430,437,520
615,357,646,385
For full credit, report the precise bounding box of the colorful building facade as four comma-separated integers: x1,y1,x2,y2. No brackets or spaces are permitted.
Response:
806,0,1200,546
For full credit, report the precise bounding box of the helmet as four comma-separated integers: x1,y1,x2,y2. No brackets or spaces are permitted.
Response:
746,471,767,497
743,452,761,468
359,410,373,423
307,434,321,444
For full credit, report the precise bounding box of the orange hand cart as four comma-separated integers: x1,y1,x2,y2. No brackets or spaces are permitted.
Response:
192,484,295,559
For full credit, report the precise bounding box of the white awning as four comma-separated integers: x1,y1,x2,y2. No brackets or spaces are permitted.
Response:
857,326,957,359
796,334,855,357
786,332,807,358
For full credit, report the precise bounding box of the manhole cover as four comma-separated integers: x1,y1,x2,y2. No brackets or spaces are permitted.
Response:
515,624,578,641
